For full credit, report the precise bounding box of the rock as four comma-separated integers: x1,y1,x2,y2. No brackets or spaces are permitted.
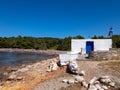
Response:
102,85,108,90
0,86,2,90
100,76,109,79
46,69,51,72
26,65,32,69
8,74,16,80
48,60,58,71
81,81,88,88
68,79,75,84
17,68,29,73
94,81,100,84
69,60,79,74
17,76,23,80
88,85,97,90
100,78,111,84
74,76,84,82
33,63,41,69
11,68,18,71
3,72,9,76
89,77,98,85
62,79,68,83
94,84,102,90
109,82,115,87
79,70,85,76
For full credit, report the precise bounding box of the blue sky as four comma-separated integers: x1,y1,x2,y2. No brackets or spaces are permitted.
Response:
0,0,120,38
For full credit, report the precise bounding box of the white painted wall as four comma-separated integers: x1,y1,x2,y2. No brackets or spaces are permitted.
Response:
59,54,78,65
72,39,112,54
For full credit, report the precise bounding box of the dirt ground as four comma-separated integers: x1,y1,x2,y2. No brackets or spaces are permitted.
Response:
1,59,120,90
34,60,120,90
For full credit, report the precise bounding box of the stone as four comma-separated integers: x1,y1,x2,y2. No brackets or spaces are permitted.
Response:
17,68,29,73
100,76,110,79
0,86,2,90
101,85,108,90
94,84,102,90
62,79,68,83
79,70,85,76
81,81,88,88
74,75,84,82
26,65,32,69
48,60,58,71
69,60,79,74
89,77,98,85
17,76,23,80
33,63,41,68
109,82,115,87
8,74,16,80
94,81,100,84
88,85,97,90
3,72,9,76
100,78,111,84
68,79,75,84
11,68,18,71
46,69,51,72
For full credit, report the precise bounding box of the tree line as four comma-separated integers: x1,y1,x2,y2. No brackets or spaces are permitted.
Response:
0,35,119,51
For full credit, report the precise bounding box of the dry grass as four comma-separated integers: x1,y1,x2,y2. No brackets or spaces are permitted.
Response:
98,60,120,89
98,60,120,78
59,83,82,90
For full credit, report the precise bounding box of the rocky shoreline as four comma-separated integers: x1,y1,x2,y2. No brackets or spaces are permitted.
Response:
0,48,66,55
0,56,65,90
0,49,66,90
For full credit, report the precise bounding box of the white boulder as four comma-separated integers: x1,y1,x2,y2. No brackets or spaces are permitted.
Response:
69,60,79,74
47,60,58,71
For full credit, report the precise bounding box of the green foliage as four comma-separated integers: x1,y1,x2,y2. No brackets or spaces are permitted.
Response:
91,35,106,39
112,35,120,48
0,34,119,50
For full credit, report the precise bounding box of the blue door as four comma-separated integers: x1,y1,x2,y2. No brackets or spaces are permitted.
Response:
86,41,94,54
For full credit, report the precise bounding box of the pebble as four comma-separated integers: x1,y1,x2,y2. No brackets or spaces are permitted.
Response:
109,82,115,87
89,77,98,85
88,85,97,90
74,75,84,82
79,70,85,76
68,79,75,84
81,81,88,88
0,86,2,90
62,79,68,83
8,74,16,80
102,85,108,90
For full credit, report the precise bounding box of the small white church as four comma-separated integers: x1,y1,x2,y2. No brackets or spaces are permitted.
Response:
59,39,112,65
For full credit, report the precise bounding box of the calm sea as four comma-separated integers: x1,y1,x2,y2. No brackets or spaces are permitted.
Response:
0,51,54,67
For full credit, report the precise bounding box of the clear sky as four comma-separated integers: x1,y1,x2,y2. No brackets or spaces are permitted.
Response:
0,0,120,38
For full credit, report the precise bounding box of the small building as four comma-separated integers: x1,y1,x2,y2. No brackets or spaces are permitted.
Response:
71,39,112,54
59,39,112,65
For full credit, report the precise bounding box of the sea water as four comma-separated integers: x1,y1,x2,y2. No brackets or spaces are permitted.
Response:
0,51,54,67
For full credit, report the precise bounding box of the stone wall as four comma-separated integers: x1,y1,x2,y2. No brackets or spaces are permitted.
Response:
88,48,120,60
